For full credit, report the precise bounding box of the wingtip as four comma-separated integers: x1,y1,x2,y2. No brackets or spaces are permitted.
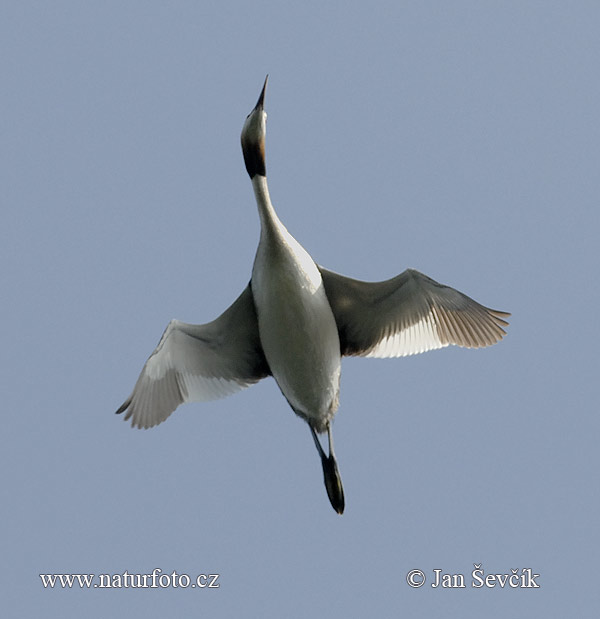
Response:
115,397,131,416
492,309,511,326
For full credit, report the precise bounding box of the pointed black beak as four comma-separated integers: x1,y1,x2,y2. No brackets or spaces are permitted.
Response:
254,75,268,111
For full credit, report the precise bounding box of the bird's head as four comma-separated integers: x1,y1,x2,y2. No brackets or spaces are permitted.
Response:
241,75,268,178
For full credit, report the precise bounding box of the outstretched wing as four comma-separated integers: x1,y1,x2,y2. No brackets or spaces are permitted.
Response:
319,267,509,358
116,284,269,429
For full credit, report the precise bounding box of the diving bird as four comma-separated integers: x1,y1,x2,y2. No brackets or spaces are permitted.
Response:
116,77,509,514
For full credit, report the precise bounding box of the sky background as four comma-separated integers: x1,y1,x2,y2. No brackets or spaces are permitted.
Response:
2,1,599,616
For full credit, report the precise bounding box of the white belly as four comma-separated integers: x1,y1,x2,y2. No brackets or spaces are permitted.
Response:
252,235,341,432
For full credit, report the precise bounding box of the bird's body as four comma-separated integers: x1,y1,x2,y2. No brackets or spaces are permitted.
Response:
116,77,509,514
251,176,341,433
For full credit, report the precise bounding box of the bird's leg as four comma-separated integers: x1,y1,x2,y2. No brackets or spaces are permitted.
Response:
310,425,327,459
310,423,345,515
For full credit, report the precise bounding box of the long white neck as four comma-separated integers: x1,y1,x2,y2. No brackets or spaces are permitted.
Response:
251,174,287,241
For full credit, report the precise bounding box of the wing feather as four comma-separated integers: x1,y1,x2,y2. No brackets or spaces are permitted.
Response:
319,267,509,358
116,284,269,429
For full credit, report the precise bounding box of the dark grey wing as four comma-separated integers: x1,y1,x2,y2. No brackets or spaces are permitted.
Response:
319,267,509,357
116,284,269,429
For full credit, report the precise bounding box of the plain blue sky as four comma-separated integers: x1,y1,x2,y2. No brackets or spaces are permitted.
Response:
3,1,599,616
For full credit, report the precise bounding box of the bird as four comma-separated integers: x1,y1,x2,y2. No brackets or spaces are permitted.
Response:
116,76,509,514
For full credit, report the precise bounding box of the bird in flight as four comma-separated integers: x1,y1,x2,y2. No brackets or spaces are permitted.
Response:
116,76,509,514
